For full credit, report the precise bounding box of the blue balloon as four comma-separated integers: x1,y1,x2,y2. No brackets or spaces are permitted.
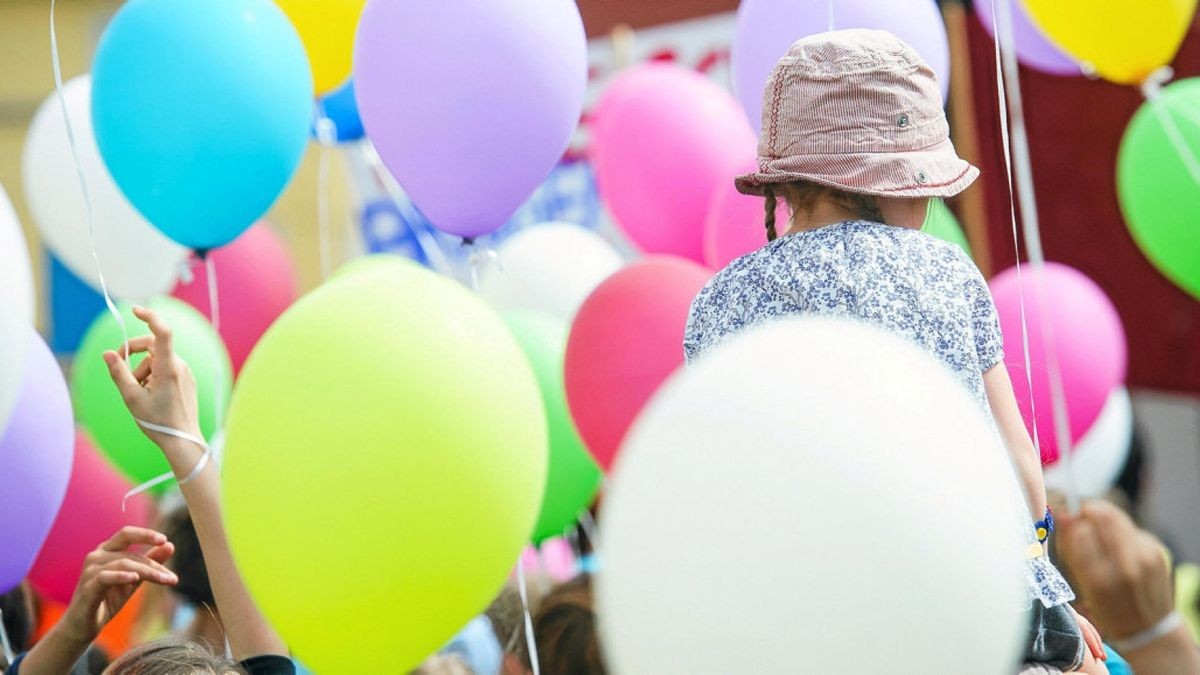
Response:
91,0,312,251
316,79,364,143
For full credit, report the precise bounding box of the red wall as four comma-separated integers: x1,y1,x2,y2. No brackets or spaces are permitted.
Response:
966,14,1200,394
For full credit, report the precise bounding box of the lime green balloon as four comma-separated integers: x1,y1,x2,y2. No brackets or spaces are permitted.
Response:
504,311,602,545
72,298,231,490
223,263,547,674
331,253,418,282
923,199,972,257
1118,77,1200,301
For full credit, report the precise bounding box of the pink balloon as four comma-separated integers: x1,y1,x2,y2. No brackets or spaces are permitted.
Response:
173,224,297,373
703,158,792,269
565,257,712,470
28,431,152,604
974,0,1081,77
989,263,1126,464
591,64,756,264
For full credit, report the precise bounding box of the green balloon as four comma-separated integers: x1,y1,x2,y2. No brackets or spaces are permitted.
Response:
72,298,232,490
923,199,972,257
1118,77,1200,301
505,311,602,544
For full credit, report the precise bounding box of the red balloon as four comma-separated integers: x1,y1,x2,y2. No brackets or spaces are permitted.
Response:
173,223,298,373
703,158,790,269
565,257,712,470
28,431,152,604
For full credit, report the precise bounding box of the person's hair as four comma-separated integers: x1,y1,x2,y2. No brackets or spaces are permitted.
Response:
533,574,605,675
103,637,243,674
0,583,34,658
763,181,884,241
159,505,215,608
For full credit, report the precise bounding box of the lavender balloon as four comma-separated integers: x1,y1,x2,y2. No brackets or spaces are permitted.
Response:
733,0,951,131
974,0,1081,77
354,0,588,240
0,327,73,592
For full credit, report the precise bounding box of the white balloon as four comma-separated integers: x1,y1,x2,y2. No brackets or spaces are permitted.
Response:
22,76,186,301
0,183,34,323
1044,387,1132,499
598,318,1027,675
478,223,624,320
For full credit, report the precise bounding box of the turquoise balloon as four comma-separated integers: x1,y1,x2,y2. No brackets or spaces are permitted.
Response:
91,0,312,251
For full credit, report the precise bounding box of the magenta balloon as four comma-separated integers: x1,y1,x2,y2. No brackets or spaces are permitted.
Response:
354,0,588,239
989,263,1126,464
974,0,1080,76
591,64,756,263
703,158,791,269
733,0,951,132
28,431,152,604
0,327,73,592
173,224,298,373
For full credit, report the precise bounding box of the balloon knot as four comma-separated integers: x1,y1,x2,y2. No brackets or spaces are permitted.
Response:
194,247,210,261
1141,66,1174,100
461,237,476,247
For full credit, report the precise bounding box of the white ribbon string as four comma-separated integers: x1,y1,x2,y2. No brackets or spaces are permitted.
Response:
1141,67,1200,188
205,255,220,335
315,114,337,279
515,562,541,675
122,421,212,510
994,0,1079,514
465,242,500,292
50,0,130,360
0,608,15,667
827,0,835,31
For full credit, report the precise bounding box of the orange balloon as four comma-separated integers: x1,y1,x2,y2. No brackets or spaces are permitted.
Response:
34,586,146,657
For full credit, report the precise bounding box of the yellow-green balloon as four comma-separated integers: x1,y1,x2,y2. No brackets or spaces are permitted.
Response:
923,200,972,258
223,262,547,673
71,298,231,490
1118,77,1200,301
504,311,602,544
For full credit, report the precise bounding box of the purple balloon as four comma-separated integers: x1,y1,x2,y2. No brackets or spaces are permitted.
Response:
0,327,73,592
733,0,952,132
974,0,1081,77
354,0,588,239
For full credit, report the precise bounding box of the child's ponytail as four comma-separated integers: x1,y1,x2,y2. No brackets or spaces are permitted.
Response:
764,186,778,242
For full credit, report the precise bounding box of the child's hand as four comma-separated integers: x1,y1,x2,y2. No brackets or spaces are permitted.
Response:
1072,607,1106,663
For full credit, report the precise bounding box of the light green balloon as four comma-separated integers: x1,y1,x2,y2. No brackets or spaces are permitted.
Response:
223,262,547,674
71,297,232,490
505,311,602,544
923,199,972,258
1118,77,1200,301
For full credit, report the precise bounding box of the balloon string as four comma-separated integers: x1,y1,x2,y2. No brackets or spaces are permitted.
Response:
315,113,336,279
994,0,1079,515
0,609,14,667
122,422,212,511
464,241,500,292
1141,68,1200,189
205,255,220,336
516,563,542,675
827,0,835,32
360,144,456,274
50,0,129,361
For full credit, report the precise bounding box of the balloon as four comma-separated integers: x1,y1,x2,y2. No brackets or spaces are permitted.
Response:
1023,0,1197,85
72,298,232,488
598,318,1026,674
22,76,186,299
703,159,791,269
1117,78,1200,301
990,262,1126,464
0,327,74,593
316,79,364,143
591,64,755,263
479,224,624,320
172,224,298,373
355,0,588,239
91,0,312,250
923,199,973,257
275,0,366,95
28,431,152,604
733,0,951,131
35,586,145,656
1044,388,1133,499
222,260,547,673
974,0,1080,76
0,183,34,322
505,311,602,544
565,257,712,471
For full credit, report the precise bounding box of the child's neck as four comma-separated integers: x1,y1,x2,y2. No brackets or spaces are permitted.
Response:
784,202,863,236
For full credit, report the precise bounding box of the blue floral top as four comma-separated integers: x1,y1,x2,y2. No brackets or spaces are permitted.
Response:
684,220,1074,608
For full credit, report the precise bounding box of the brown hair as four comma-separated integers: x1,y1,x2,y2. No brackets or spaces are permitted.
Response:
533,574,606,675
103,637,243,675
763,181,885,242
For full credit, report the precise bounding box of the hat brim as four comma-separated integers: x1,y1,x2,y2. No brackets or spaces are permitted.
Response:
735,138,979,199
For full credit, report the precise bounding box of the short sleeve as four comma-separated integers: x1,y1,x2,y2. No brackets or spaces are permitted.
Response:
964,261,1005,372
683,290,708,365
239,655,297,675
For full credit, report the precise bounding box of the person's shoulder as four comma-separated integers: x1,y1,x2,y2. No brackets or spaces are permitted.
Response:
239,655,296,675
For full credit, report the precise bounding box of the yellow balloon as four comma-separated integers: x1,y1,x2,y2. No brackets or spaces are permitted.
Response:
276,0,366,95
1022,0,1198,85
223,260,548,672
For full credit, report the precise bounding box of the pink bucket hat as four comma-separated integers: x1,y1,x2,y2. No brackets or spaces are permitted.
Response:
735,29,978,198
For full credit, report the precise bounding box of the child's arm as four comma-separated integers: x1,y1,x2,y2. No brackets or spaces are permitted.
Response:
982,364,1048,524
